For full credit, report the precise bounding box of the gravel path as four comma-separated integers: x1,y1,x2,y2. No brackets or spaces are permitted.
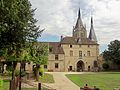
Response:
43,72,86,90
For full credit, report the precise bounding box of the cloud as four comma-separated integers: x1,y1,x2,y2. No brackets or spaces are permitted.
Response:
29,0,75,37
29,0,120,52
83,0,120,44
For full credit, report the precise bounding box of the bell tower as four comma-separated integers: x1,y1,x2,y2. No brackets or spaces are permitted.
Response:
73,8,87,39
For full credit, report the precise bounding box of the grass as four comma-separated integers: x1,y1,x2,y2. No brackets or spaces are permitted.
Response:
0,80,10,90
66,72,120,90
39,73,54,83
0,80,48,90
0,78,49,90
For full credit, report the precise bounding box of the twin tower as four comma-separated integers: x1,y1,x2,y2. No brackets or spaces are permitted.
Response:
73,8,97,43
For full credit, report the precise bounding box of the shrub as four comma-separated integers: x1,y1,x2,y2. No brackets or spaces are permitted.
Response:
39,67,44,77
15,70,26,77
21,70,26,77
102,63,109,70
6,66,13,71
7,70,12,76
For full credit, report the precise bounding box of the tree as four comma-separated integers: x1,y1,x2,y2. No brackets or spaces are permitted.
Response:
102,63,109,70
103,40,120,66
29,42,48,81
0,0,43,78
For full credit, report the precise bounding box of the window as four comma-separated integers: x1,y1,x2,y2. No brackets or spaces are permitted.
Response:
70,50,73,56
79,51,82,57
70,45,72,48
87,51,90,56
55,55,58,60
44,65,47,69
49,47,52,52
55,63,59,68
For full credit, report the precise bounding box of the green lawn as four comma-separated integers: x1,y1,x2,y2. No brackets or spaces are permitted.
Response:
66,72,120,90
39,73,54,83
0,80,9,90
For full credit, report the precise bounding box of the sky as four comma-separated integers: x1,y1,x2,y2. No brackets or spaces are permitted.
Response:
29,0,120,53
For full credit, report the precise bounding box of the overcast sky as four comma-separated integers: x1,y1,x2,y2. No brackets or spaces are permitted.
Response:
29,0,120,53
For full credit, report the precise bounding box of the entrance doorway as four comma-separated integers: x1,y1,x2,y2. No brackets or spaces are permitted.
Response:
69,66,72,71
77,60,84,72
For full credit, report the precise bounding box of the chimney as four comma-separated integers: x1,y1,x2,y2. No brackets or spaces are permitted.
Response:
61,35,63,41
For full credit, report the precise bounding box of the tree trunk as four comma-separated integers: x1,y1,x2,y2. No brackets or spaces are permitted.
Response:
12,61,17,79
35,64,40,81
19,62,22,90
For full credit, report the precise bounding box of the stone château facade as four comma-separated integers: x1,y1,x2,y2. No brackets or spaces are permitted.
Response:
44,9,99,72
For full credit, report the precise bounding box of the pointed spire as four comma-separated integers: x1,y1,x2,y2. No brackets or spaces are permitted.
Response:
78,8,80,19
75,8,83,28
91,16,93,26
89,16,97,42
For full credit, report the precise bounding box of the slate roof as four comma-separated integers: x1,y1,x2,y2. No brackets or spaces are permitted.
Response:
49,42,64,54
61,36,98,45
88,17,97,42
75,8,84,28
